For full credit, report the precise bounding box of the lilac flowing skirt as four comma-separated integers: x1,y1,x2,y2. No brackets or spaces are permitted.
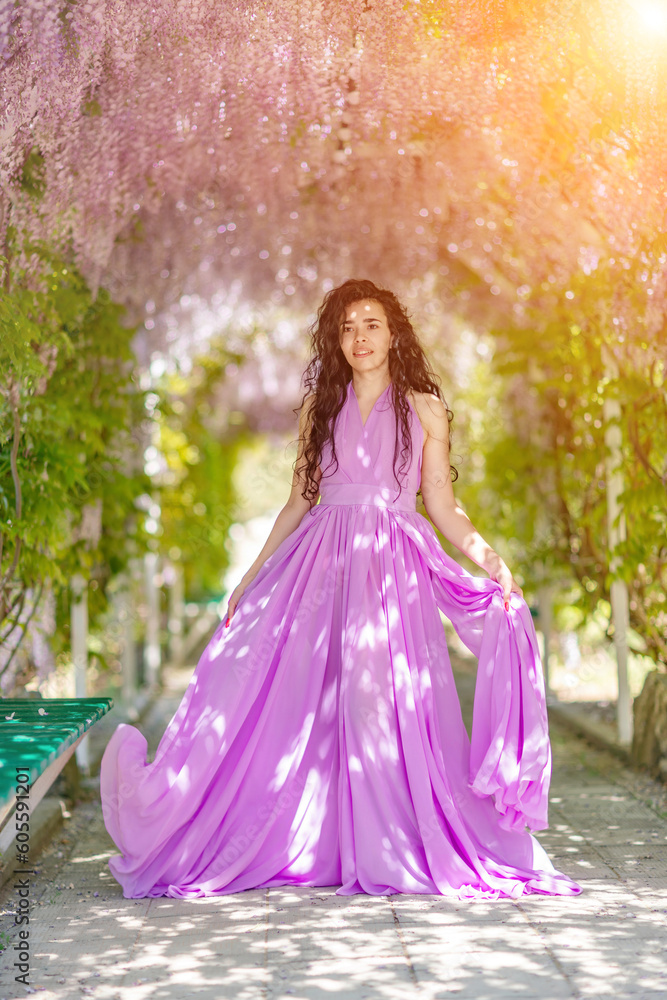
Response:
101,490,581,900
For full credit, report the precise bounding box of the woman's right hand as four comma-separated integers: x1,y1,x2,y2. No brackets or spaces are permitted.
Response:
225,575,254,627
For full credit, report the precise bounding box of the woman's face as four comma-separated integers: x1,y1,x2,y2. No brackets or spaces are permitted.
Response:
338,298,392,375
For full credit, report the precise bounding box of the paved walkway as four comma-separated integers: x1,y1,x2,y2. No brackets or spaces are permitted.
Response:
1,660,666,1000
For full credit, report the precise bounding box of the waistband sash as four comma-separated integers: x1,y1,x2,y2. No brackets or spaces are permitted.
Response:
318,482,417,513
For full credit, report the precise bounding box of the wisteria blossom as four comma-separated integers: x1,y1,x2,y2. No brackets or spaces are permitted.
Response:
1,0,665,349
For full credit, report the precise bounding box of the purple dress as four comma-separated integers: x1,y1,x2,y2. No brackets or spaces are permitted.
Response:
100,380,581,899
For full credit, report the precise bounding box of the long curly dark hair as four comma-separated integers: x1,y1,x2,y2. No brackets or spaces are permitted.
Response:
294,278,457,512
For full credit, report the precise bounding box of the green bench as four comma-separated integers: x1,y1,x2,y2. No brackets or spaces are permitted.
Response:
0,697,113,858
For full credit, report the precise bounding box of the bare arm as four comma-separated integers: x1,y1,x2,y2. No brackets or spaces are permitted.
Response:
225,395,321,622
416,394,523,606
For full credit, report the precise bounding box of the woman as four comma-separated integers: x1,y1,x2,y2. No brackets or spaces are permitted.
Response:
101,278,581,900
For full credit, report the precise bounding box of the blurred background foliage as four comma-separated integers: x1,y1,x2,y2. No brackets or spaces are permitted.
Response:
1,0,665,696
0,237,151,687
451,255,666,669
154,339,251,602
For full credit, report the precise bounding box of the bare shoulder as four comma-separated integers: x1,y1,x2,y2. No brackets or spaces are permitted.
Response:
298,392,317,432
406,390,449,443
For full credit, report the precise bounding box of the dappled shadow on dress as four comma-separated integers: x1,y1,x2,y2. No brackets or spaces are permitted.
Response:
100,380,580,900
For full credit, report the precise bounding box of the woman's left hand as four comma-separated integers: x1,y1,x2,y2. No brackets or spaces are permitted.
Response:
486,557,523,610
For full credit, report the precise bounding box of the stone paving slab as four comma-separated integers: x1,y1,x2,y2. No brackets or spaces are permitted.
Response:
1,664,667,1000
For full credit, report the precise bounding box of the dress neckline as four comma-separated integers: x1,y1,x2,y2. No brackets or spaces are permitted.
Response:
349,381,392,430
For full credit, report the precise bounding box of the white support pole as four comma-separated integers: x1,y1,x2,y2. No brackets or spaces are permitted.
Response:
70,573,90,774
602,345,633,745
120,564,139,713
166,559,185,666
144,551,161,689
537,584,554,700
